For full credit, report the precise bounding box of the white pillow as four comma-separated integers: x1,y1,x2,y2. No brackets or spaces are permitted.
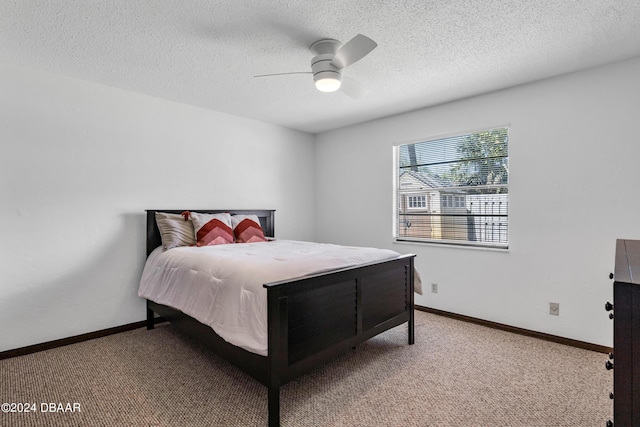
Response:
155,212,196,250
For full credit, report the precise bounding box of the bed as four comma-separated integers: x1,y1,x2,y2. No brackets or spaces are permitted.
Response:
141,209,415,427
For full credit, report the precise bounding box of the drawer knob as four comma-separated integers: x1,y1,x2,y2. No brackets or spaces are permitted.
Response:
605,302,614,311
609,273,614,280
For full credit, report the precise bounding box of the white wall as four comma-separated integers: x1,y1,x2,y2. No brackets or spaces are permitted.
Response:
315,56,640,347
0,62,315,352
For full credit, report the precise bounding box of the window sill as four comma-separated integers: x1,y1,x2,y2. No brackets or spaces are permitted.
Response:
393,238,509,252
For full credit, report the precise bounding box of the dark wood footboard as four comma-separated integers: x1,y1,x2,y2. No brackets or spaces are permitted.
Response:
263,254,415,426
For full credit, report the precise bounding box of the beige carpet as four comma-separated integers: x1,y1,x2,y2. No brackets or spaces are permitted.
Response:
0,311,612,426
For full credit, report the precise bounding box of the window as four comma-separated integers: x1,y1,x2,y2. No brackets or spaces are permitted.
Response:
441,194,465,208
394,127,509,248
408,195,426,209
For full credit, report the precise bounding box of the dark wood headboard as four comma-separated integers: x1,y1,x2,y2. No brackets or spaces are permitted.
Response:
146,209,275,257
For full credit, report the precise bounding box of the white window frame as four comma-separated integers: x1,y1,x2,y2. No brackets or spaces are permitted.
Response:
393,126,509,249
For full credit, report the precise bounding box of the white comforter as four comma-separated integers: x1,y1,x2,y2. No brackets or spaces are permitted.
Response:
138,240,416,356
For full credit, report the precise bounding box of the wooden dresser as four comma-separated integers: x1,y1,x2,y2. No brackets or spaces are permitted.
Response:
606,239,640,426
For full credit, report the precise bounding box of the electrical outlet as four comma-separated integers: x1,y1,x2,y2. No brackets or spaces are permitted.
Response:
431,283,438,293
549,302,559,316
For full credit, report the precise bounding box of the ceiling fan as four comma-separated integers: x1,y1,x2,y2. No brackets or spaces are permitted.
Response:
254,34,377,98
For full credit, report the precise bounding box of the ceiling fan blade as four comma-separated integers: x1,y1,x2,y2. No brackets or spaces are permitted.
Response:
340,76,369,98
254,72,312,78
331,34,377,69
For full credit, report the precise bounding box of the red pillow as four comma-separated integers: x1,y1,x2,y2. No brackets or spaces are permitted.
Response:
231,215,268,243
189,212,234,246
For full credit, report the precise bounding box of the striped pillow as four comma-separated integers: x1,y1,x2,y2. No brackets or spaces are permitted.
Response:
231,215,268,243
190,212,234,246
155,212,196,250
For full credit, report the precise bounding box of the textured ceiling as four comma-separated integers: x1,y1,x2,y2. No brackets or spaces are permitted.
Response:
2,1,640,134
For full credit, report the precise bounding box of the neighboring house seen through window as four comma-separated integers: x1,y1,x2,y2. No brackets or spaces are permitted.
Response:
394,127,509,248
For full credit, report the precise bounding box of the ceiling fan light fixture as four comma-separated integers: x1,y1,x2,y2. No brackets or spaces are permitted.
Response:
315,77,342,92
314,71,342,92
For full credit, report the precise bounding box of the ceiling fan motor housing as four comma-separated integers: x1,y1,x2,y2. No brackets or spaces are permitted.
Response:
310,39,343,85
